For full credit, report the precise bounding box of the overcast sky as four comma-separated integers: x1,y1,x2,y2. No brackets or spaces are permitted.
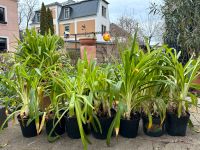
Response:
39,0,163,22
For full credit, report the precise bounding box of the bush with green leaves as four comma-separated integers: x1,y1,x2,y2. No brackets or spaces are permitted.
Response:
16,29,62,69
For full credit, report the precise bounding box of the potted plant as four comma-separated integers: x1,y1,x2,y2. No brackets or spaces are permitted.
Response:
79,24,96,46
44,81,66,139
165,49,200,136
16,29,68,139
106,33,167,145
88,64,116,140
141,96,167,137
52,59,94,150
0,53,16,128
141,53,173,137
0,60,46,138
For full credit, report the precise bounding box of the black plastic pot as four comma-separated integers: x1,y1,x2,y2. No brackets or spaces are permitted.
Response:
17,115,40,138
0,106,7,128
166,112,190,136
46,117,65,137
92,116,114,139
65,116,89,139
142,115,165,137
120,113,140,138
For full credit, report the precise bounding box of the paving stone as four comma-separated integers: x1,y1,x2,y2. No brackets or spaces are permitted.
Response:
1,107,200,150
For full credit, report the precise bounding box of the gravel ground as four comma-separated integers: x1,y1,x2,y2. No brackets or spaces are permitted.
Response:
0,111,200,150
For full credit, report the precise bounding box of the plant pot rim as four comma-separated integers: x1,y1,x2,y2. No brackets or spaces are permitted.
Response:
96,115,114,121
167,111,190,118
142,113,161,120
17,114,29,121
79,37,97,40
17,114,43,121
122,112,141,121
64,115,77,119
121,117,140,121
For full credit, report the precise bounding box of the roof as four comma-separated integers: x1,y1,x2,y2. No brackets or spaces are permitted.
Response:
31,0,109,24
110,23,131,37
46,2,62,7
59,0,99,21
102,0,109,4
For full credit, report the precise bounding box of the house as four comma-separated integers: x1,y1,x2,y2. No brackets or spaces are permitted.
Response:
0,0,19,52
110,23,131,42
31,0,110,41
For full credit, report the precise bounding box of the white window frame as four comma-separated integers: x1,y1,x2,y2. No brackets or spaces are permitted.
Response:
0,5,8,23
0,36,9,52
102,6,106,18
64,24,70,32
101,25,106,35
64,8,70,19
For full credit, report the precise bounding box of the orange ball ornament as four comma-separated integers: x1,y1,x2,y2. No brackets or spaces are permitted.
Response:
103,32,111,41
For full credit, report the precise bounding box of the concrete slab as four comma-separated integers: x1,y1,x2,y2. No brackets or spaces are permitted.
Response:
0,117,200,150
0,103,200,150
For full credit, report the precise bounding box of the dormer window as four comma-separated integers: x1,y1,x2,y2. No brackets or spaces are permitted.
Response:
0,7,6,24
64,7,70,19
36,13,40,23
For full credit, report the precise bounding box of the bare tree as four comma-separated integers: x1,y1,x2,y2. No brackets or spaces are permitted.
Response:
118,16,137,35
138,14,164,45
18,3,25,29
18,0,39,29
110,10,141,53
117,10,138,36
111,10,139,44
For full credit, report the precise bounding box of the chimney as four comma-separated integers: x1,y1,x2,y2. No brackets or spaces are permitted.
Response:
62,0,75,6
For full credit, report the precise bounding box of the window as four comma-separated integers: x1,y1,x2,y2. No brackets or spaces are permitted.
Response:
101,25,106,35
64,8,70,19
102,6,106,18
65,25,70,32
64,25,70,38
0,7,6,23
36,13,40,23
0,38,7,52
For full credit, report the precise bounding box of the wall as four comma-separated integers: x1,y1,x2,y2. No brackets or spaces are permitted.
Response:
95,0,110,41
49,5,59,35
77,20,95,33
0,0,19,52
59,22,75,36
50,8,56,19
66,41,118,64
59,16,96,38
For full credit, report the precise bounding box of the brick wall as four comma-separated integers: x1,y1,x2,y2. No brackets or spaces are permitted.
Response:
66,41,118,64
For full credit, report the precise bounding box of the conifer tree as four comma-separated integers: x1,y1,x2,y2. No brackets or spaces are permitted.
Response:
46,8,54,34
40,2,46,35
